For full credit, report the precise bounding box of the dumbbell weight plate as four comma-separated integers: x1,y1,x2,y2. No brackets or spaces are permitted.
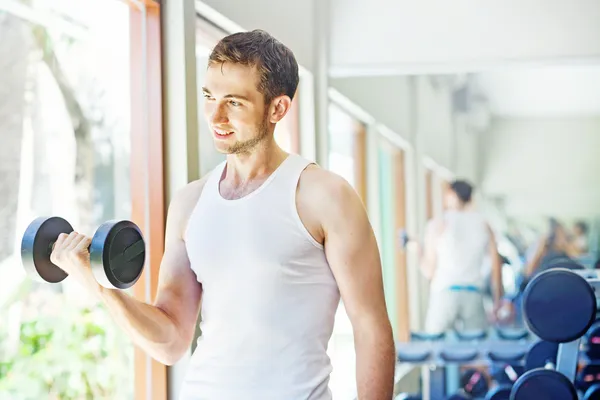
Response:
486,384,512,400
91,220,145,290
577,365,600,393
447,393,470,400
524,340,558,371
460,368,489,397
510,368,577,400
584,322,600,359
583,383,600,400
523,268,597,343
21,216,72,283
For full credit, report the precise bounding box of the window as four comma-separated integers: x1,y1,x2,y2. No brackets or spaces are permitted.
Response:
273,89,301,154
327,103,367,202
425,168,435,220
196,20,227,176
0,1,162,398
378,140,412,341
378,142,398,338
326,102,368,399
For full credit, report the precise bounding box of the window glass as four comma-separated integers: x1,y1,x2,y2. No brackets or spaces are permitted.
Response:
326,102,363,399
0,1,135,398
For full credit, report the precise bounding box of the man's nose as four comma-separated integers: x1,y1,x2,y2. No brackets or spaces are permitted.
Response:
210,103,228,125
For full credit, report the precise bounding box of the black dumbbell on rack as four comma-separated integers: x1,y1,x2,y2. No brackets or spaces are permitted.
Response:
21,216,146,290
511,267,598,399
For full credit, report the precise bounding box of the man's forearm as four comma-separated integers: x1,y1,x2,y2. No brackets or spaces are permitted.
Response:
419,260,435,280
354,322,396,399
96,287,183,365
492,259,503,303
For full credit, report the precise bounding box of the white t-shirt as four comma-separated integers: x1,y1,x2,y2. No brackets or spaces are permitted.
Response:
430,210,490,292
179,154,340,400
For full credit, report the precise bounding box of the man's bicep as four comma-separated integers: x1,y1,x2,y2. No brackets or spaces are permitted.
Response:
154,189,203,343
323,181,389,325
486,224,499,258
155,238,202,314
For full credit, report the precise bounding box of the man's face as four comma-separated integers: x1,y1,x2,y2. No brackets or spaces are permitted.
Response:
202,62,270,154
443,188,459,209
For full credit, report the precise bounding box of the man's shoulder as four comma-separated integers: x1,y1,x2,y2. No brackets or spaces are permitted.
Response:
298,164,356,201
173,174,211,206
297,164,362,220
168,173,215,237
168,173,215,224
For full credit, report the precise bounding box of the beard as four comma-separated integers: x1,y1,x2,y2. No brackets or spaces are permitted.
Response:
217,112,270,155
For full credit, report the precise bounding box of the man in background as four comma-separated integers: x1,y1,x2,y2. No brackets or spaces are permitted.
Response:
420,180,510,333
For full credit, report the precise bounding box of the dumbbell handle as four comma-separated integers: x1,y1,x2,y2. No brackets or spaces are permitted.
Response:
46,241,89,255
47,239,145,270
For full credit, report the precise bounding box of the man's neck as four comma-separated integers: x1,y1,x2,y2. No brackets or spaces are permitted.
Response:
451,203,470,212
224,141,288,183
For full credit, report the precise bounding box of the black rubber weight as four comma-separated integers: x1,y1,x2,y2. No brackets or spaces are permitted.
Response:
21,216,146,290
21,216,72,283
397,349,431,363
577,365,600,393
90,220,145,289
524,340,558,371
461,368,489,397
511,369,577,400
584,384,600,400
523,268,596,343
486,385,511,400
447,394,470,400
585,321,600,359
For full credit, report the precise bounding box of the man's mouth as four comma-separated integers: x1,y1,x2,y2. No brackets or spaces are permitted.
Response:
214,129,234,137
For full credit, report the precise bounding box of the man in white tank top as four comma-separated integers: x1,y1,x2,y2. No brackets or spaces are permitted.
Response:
48,30,396,399
420,180,510,333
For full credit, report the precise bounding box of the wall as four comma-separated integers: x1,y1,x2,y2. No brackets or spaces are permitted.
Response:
330,0,600,76
331,76,412,139
332,75,479,180
454,116,480,184
481,117,600,220
415,76,454,171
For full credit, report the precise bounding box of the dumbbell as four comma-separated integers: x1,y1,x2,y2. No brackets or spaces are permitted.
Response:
446,392,470,400
582,321,600,359
398,229,411,249
577,364,600,394
524,340,558,371
511,267,597,400
485,385,511,400
460,368,489,398
21,216,146,289
575,322,600,393
583,383,600,400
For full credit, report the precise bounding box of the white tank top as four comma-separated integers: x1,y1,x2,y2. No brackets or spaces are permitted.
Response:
430,210,490,292
179,154,340,400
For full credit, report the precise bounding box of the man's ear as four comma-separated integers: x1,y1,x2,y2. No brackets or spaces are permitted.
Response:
268,95,292,123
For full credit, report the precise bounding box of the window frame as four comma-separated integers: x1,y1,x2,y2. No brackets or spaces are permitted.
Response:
327,99,369,204
125,1,167,399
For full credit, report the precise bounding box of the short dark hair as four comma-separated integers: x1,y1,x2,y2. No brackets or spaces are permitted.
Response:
575,221,589,234
450,180,473,203
208,29,299,104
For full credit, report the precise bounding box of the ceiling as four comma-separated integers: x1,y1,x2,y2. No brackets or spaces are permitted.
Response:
473,64,600,118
